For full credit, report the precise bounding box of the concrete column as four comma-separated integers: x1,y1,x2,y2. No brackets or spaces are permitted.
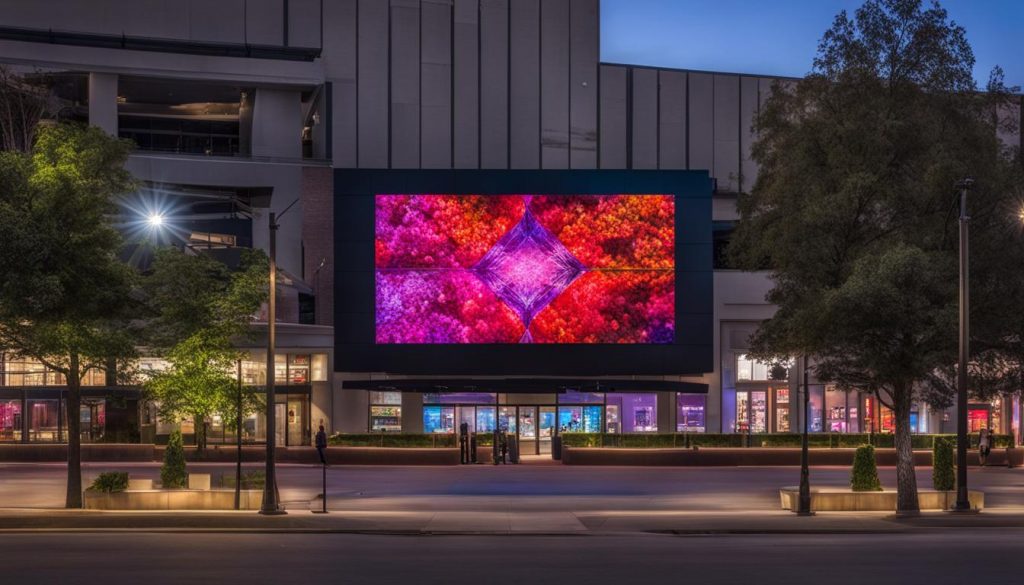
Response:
251,88,302,159
87,72,118,135
401,392,424,433
657,391,673,434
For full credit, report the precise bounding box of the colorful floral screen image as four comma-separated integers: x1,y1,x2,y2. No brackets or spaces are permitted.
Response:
375,194,675,344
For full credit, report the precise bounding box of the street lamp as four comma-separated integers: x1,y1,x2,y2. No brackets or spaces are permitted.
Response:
952,178,974,512
147,213,164,227
797,355,814,516
260,199,299,516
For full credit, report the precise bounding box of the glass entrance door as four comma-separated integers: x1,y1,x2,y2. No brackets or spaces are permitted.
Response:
518,407,537,456
539,407,556,454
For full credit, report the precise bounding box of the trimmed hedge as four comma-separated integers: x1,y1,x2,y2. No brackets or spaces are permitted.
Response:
933,436,955,491
850,445,882,491
328,433,458,448
88,471,129,493
327,432,1014,449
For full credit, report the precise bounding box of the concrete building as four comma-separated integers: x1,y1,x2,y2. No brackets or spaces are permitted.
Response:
0,0,1021,448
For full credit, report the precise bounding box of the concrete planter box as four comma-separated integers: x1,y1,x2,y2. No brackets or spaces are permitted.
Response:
127,478,153,490
779,487,984,512
187,473,211,490
84,489,263,510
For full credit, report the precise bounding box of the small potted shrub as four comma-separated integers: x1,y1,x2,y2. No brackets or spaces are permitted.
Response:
932,436,955,491
850,444,882,491
88,471,129,493
161,429,188,489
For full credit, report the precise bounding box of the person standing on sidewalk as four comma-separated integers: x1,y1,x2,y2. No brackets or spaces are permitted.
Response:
978,428,991,467
315,424,328,465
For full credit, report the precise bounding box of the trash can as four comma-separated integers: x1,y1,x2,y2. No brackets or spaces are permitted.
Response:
551,435,562,461
508,435,520,464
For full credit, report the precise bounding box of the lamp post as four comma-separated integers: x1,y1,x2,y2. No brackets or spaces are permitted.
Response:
797,355,813,516
953,177,974,512
261,200,298,515
235,358,242,511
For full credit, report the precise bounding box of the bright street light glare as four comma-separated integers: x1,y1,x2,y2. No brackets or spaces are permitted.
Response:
147,213,164,227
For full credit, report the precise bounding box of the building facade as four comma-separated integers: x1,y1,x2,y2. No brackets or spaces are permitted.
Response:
1,0,1021,446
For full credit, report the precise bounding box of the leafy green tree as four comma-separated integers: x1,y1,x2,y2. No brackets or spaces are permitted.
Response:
0,124,138,508
143,247,268,450
729,0,1019,514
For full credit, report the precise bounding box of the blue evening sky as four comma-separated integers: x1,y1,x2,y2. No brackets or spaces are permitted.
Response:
600,0,1023,88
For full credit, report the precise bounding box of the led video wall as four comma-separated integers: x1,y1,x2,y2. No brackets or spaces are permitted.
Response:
375,194,675,344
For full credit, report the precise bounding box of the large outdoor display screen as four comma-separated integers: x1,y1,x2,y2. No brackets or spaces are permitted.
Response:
375,194,675,344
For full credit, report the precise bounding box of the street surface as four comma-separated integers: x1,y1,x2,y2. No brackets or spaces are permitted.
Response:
2,463,1022,583
0,531,1021,585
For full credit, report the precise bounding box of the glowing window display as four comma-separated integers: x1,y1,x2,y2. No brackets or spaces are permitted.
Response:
375,194,675,344
676,394,706,433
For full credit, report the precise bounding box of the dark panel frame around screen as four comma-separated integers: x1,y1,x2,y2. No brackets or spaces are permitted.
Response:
334,170,713,376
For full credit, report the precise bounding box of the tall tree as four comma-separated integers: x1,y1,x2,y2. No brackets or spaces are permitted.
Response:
729,0,1019,513
143,247,268,451
0,124,138,508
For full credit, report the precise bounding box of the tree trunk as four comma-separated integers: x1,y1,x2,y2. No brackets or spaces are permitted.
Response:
65,353,82,509
194,414,206,452
892,386,920,515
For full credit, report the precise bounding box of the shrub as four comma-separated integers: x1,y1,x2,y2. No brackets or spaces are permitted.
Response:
933,436,955,491
221,470,266,490
89,471,129,493
161,429,188,489
850,444,882,491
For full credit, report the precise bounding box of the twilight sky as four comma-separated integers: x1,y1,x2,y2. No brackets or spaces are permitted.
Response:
600,0,1023,88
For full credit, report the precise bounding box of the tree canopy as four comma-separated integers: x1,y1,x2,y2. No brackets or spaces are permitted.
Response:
0,123,139,508
729,0,1021,513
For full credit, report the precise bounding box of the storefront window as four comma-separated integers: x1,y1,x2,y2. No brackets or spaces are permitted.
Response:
28,400,60,442
558,406,601,433
311,353,328,382
736,390,767,433
559,391,604,404
274,354,287,384
991,398,1002,433
605,393,657,433
809,386,824,432
369,391,402,405
774,388,790,432
498,407,517,433
968,407,989,433
825,386,848,433
736,354,790,382
288,355,310,384
370,406,402,432
476,407,496,433
423,405,455,434
676,394,706,432
423,392,496,404
0,400,21,442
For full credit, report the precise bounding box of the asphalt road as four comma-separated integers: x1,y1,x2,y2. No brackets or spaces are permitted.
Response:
0,531,1019,585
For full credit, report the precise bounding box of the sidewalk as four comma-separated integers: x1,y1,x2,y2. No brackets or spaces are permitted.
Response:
3,506,1024,535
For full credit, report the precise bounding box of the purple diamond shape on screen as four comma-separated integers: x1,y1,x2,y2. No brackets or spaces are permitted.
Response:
472,210,585,328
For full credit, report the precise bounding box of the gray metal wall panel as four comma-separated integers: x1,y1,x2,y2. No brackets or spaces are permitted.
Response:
389,1,420,168
598,65,626,169
658,70,686,169
540,0,570,168
713,75,740,192
452,0,479,168
420,0,453,169
568,0,598,169
688,72,714,174
245,0,283,45
631,67,658,169
739,76,759,192
187,0,245,44
509,0,540,169
358,0,389,168
479,0,509,168
287,0,321,47
327,0,357,168
758,77,774,109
